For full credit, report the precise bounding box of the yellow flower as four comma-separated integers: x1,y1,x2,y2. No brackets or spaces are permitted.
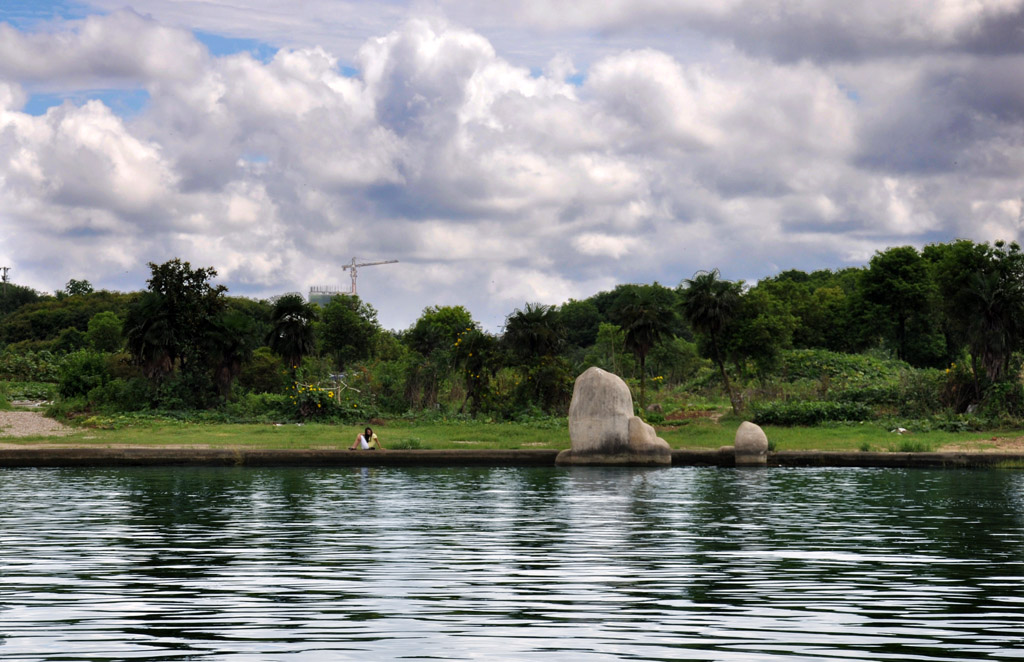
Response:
328,392,334,397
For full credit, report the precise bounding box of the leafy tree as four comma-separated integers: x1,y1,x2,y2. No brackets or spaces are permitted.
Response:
610,283,678,408
922,238,1024,386
583,322,633,376
504,303,564,361
560,298,602,348
0,283,44,318
52,327,88,354
452,328,498,415
935,241,1024,383
0,290,133,345
123,293,175,380
406,305,475,355
504,303,571,413
319,295,381,372
124,259,228,403
207,308,261,399
267,294,319,370
60,279,94,298
237,347,286,394
726,287,797,380
86,311,122,352
680,270,742,414
647,337,701,384
860,246,944,365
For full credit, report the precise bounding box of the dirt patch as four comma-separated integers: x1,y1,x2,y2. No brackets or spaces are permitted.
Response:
0,411,73,439
665,410,724,423
936,436,1024,453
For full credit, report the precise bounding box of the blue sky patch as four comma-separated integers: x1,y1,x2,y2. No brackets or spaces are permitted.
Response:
0,0,86,28
195,31,278,62
23,89,150,117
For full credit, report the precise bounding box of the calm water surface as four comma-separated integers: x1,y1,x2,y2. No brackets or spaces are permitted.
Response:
2,466,1023,661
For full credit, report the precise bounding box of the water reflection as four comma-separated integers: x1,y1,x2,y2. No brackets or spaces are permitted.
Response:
1,466,1023,660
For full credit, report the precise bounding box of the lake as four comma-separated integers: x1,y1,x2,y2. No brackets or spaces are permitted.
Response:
2,466,1023,660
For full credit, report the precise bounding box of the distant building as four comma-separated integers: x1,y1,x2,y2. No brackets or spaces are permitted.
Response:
308,285,346,306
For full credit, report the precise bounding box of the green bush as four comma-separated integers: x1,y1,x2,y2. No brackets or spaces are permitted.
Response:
751,400,875,425
222,392,293,421
237,347,286,394
6,381,57,400
87,378,151,412
58,350,112,398
981,381,1024,418
0,350,64,381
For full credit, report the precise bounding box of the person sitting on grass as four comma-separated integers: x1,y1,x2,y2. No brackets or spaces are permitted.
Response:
349,427,384,450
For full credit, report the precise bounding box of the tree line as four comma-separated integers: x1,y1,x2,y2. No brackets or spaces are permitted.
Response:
2,239,1023,421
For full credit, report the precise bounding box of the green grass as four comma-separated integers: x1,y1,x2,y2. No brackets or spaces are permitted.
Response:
13,417,573,450
10,411,1021,453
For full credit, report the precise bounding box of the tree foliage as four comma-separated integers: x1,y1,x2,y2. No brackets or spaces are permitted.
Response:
319,295,381,371
680,269,742,414
267,294,319,369
610,283,677,408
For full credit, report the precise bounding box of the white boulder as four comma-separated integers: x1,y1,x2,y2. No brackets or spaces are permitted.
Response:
734,421,769,466
556,367,671,466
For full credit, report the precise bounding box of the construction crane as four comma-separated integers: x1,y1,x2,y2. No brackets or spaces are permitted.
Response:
342,257,398,296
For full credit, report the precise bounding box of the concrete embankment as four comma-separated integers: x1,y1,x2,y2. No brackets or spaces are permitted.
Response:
2,446,1024,468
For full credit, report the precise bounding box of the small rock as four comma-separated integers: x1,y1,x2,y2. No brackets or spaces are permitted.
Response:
734,421,769,466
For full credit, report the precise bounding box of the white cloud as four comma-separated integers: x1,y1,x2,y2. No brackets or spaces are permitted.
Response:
2,5,1024,330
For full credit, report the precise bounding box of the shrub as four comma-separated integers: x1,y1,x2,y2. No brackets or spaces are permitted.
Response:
751,400,874,426
0,350,63,381
981,381,1024,419
87,378,151,412
237,347,286,394
58,350,112,398
222,392,293,421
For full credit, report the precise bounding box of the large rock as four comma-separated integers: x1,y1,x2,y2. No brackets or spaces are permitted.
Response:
556,367,671,466
734,421,769,466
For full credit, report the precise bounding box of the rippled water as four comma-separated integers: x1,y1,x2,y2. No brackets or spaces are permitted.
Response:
2,466,1024,661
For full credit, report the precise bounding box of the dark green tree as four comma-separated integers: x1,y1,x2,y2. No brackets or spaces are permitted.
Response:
860,246,944,365
726,287,797,381
86,311,122,352
406,305,475,355
125,260,226,374
0,283,44,318
60,279,94,298
319,295,381,372
610,283,678,408
560,298,603,348
504,303,571,413
207,308,261,399
680,270,742,414
504,303,564,360
267,294,319,370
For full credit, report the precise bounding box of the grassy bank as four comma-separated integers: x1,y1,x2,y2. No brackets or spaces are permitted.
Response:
5,411,1024,453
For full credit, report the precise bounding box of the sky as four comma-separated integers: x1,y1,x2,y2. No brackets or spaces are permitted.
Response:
2,1,1024,331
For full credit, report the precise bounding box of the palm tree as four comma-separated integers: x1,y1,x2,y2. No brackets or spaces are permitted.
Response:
680,270,742,414
267,294,319,371
503,303,564,360
123,292,176,382
207,309,260,399
611,285,677,409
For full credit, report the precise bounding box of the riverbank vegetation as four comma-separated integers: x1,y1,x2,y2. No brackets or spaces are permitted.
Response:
3,239,1024,450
